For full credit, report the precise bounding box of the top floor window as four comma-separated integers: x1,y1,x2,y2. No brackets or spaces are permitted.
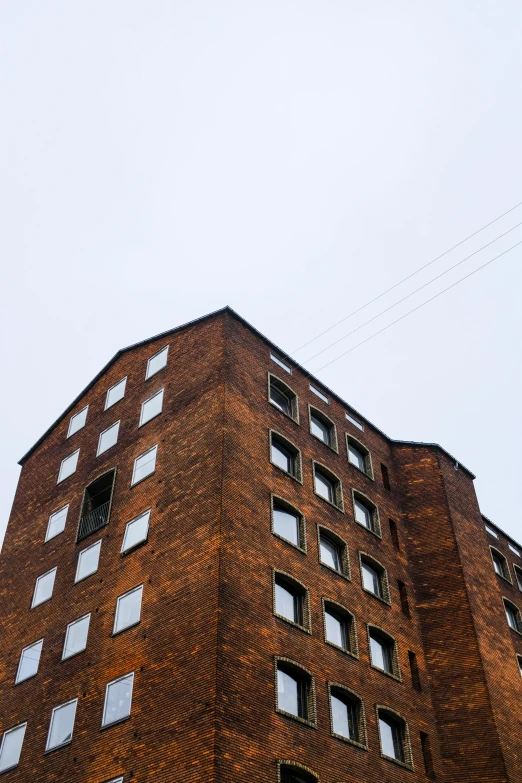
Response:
57,450,79,483
345,411,363,431
270,353,292,373
67,406,88,438
105,377,127,410
146,346,168,379
309,384,329,403
509,543,521,557
485,524,498,538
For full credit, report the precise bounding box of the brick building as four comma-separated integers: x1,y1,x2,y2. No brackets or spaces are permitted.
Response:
0,306,521,783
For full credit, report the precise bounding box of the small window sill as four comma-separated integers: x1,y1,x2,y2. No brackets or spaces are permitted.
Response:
138,413,162,429
61,649,86,662
131,471,156,488
121,538,148,557
314,491,344,514
100,715,131,732
271,531,307,554
310,432,338,454
348,462,374,481
380,753,414,772
13,672,38,686
274,613,311,635
331,731,368,751
354,519,382,539
495,572,513,585
275,708,316,729
508,625,522,637
320,561,351,582
370,664,402,683
44,740,72,755
324,639,358,659
362,587,391,607
0,763,19,775
112,621,141,638
269,399,298,424
270,460,302,484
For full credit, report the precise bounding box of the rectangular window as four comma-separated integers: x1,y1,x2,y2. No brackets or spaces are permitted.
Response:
324,607,350,651
15,639,43,683
314,465,342,509
398,580,410,616
131,446,158,485
45,505,69,542
57,450,80,483
420,732,435,779
330,691,361,743
369,632,394,674
276,665,310,721
509,543,521,557
515,566,522,592
146,346,168,379
46,699,78,751
113,586,143,634
121,510,151,554
381,463,391,490
32,567,57,608
63,614,90,659
105,377,127,410
139,389,164,426
345,412,363,430
408,651,421,690
485,524,498,538
102,673,134,727
75,540,102,583
309,384,329,403
379,713,405,763
361,562,383,598
97,421,120,456
67,406,88,437
0,723,27,773
270,353,292,373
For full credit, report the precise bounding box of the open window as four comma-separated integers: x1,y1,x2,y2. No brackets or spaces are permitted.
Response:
77,470,115,542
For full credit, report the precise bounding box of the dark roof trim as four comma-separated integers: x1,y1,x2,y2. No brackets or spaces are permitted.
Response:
18,306,473,480
482,515,522,551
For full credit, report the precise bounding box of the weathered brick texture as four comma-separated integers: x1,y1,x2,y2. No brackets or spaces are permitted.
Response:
0,308,520,783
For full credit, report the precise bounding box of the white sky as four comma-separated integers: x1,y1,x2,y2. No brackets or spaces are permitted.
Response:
1,1,521,549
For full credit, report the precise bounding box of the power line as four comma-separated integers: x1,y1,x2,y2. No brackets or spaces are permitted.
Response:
291,199,522,355
302,222,522,363
312,240,522,373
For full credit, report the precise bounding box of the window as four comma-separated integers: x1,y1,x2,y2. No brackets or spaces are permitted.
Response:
323,601,356,655
273,573,308,630
514,565,522,592
360,555,390,603
504,600,522,633
105,377,127,409
146,345,168,379
114,585,143,634
309,408,337,450
408,651,421,691
0,723,27,773
485,523,498,538
15,639,43,683
368,628,399,677
57,449,80,483
345,411,363,430
353,493,379,535
509,543,521,557
381,463,391,490
329,686,366,746
398,580,410,617
517,655,522,677
272,499,304,550
491,549,510,580
269,375,298,420
270,434,301,481
75,540,102,583
318,529,349,578
279,764,317,783
102,673,134,727
121,510,151,553
377,709,411,767
45,504,69,542
46,699,78,751
347,437,372,477
63,614,90,659
270,353,292,373
139,389,164,426
97,421,120,456
78,470,115,541
420,732,436,779
276,660,314,723
31,567,57,608
131,445,158,485
389,519,400,551
309,384,328,403
67,406,88,437
313,464,343,509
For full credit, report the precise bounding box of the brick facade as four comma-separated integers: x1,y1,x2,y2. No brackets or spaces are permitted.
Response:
0,308,520,783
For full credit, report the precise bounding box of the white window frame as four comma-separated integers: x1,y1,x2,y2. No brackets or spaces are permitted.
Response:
270,353,292,374
121,510,151,554
0,722,27,774
97,421,120,456
485,524,498,538
31,567,57,608
131,445,158,486
105,377,127,410
67,406,88,438
139,389,164,427
57,449,80,483
45,698,78,752
62,614,91,660
45,504,69,542
102,672,135,727
309,384,329,403
145,345,169,380
15,638,44,684
113,585,143,635
75,540,102,583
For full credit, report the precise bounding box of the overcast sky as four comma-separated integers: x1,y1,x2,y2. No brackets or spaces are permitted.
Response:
1,1,521,549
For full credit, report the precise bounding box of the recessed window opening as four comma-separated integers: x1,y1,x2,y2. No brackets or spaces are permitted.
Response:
420,732,436,779
15,639,43,683
146,346,168,379
270,353,292,373
378,710,407,764
369,629,396,675
139,389,164,426
0,723,27,773
57,449,80,483
509,543,521,557
324,603,354,654
504,600,522,632
269,376,297,420
270,434,301,480
105,377,127,410
276,662,312,722
346,412,363,430
353,495,377,533
279,764,317,783
46,699,78,752
32,568,57,608
389,519,400,550
319,530,348,577
361,559,384,600
347,442,365,472
45,504,69,542
381,463,391,490
314,464,342,509
517,655,522,677
131,445,158,485
75,540,102,583
513,565,522,592
78,470,115,542
398,580,410,616
113,586,143,634
102,673,134,727
272,500,303,549
309,384,329,403
491,549,510,580
485,524,498,538
97,421,120,456
310,409,335,448
274,574,306,628
408,651,421,690
63,615,90,659
121,510,151,554
330,687,364,744
67,406,88,438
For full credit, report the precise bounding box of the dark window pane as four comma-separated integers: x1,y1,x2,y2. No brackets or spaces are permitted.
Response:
270,384,292,416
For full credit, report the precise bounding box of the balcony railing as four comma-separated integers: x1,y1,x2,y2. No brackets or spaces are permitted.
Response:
77,501,110,542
